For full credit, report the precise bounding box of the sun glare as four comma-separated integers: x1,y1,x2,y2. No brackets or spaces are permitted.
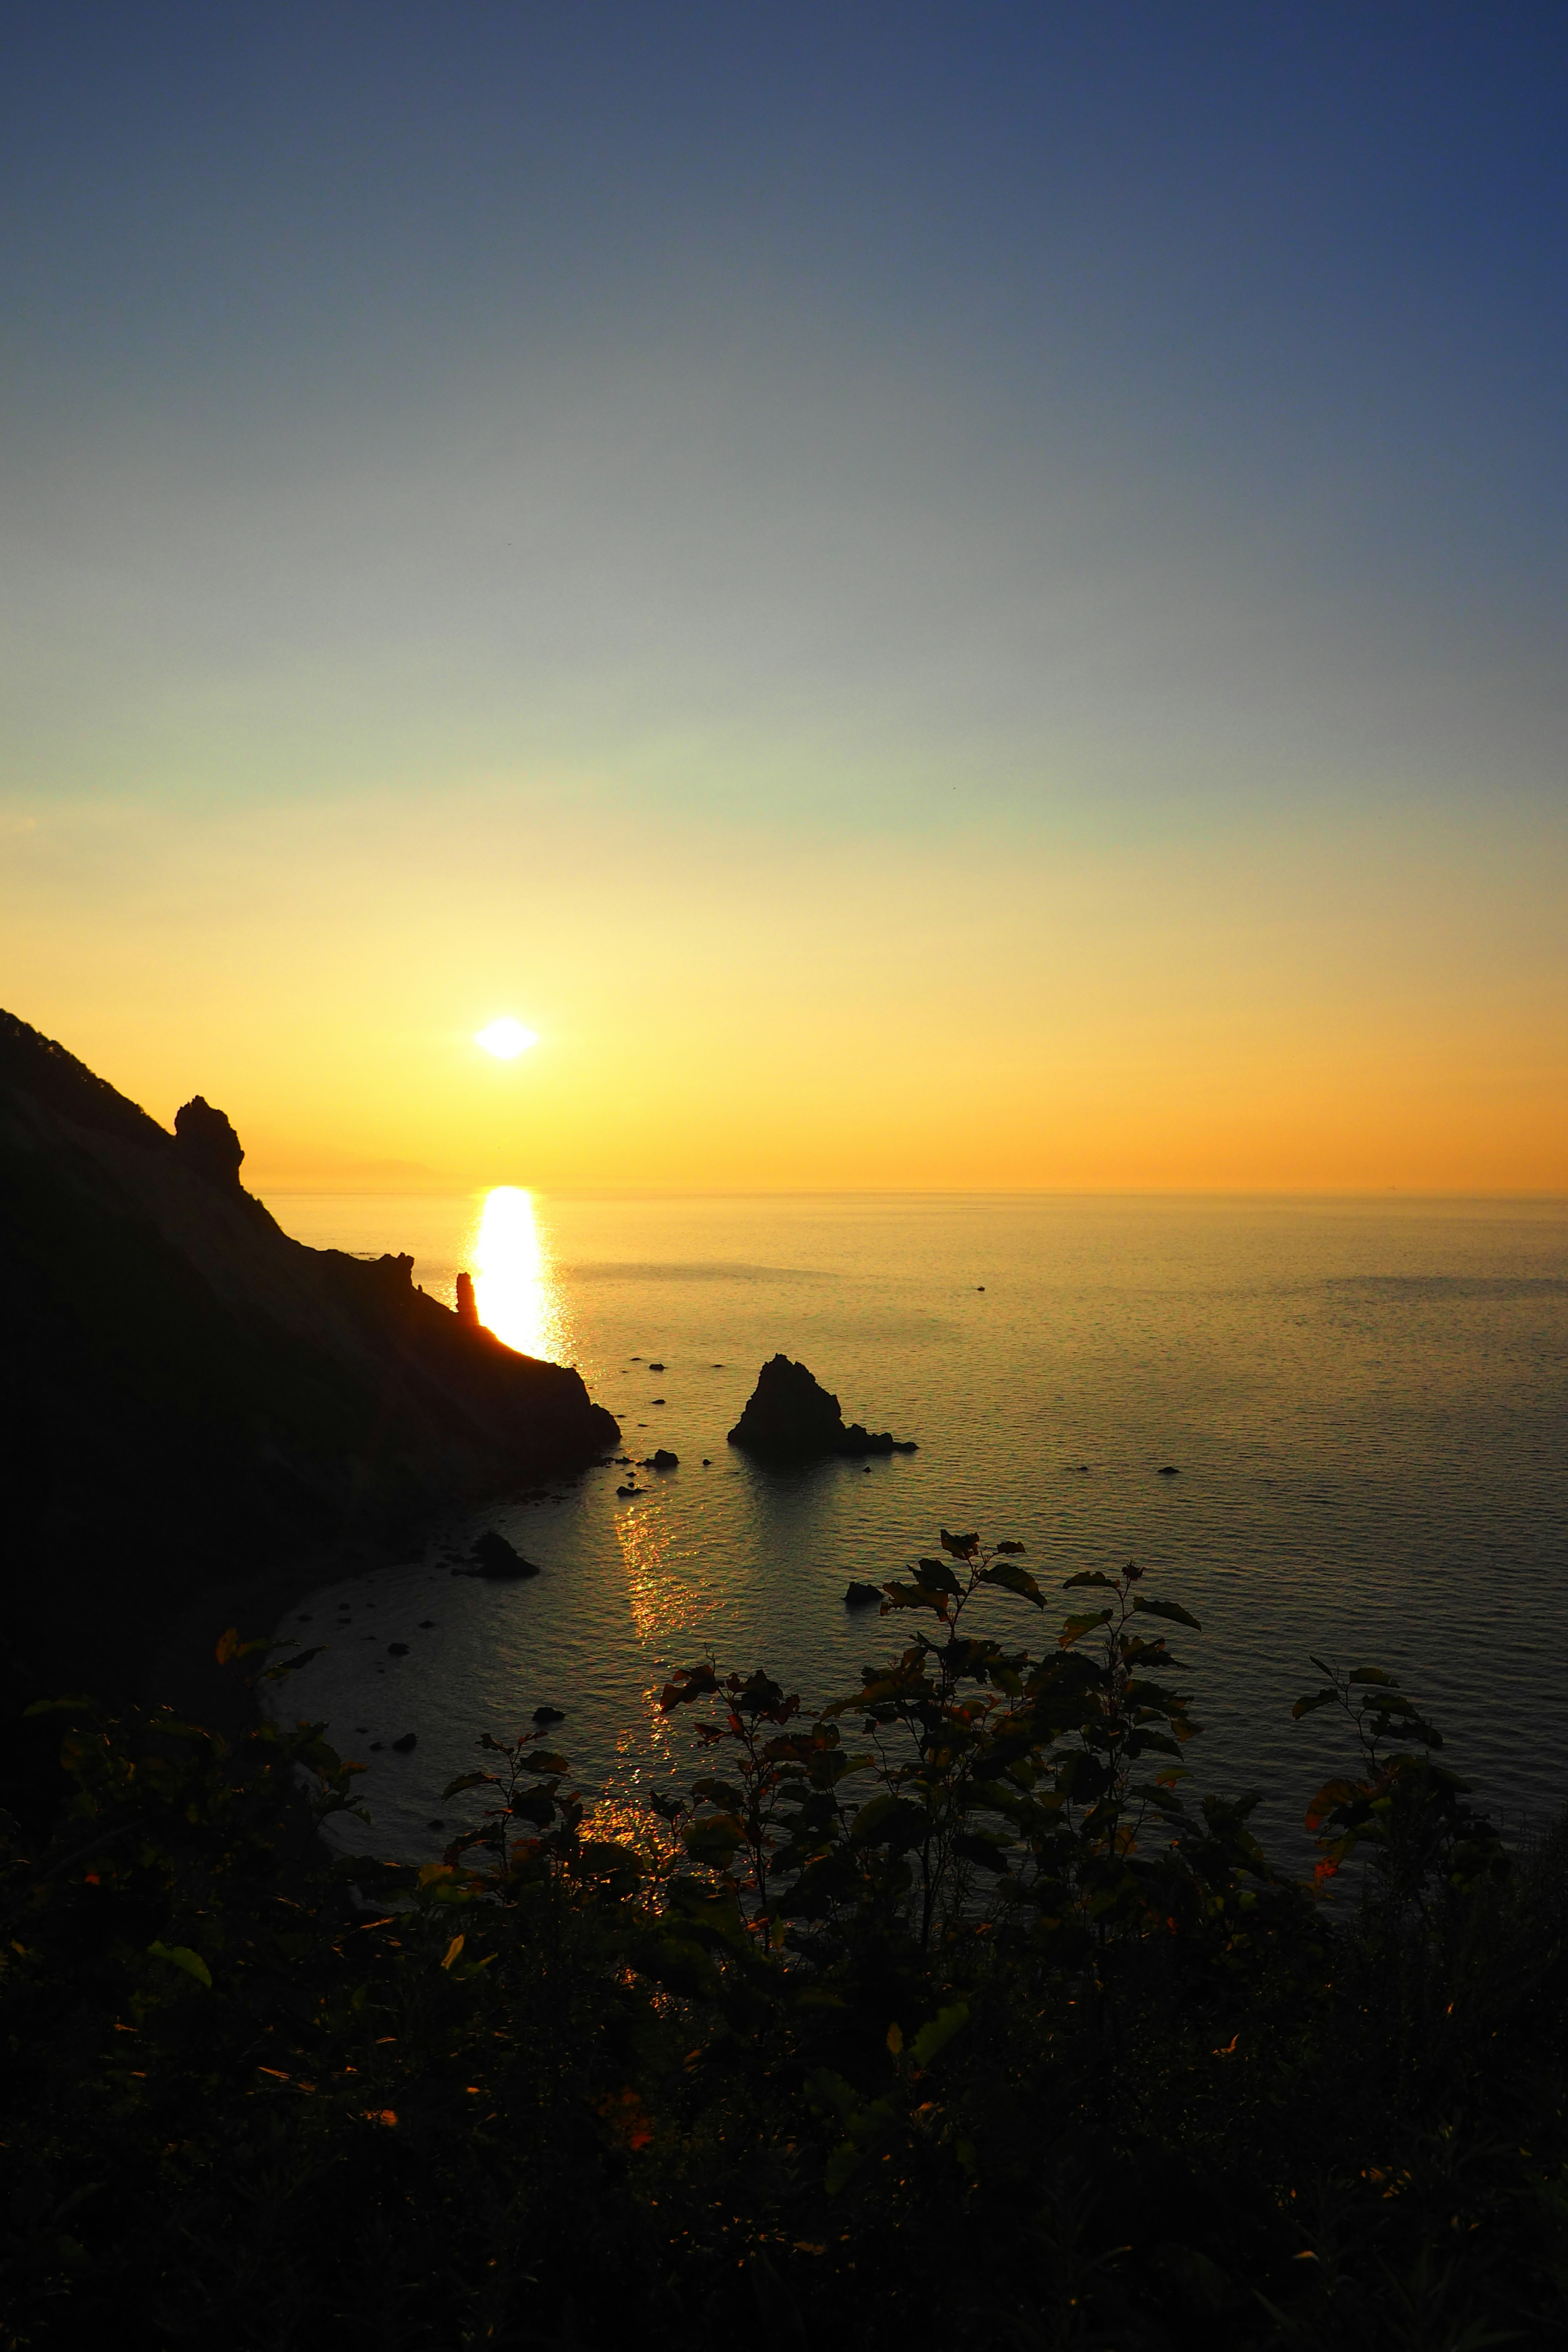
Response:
475,1017,538,1059
469,1185,564,1360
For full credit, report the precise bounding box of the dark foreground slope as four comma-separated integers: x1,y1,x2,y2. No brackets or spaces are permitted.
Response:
0,1011,618,1706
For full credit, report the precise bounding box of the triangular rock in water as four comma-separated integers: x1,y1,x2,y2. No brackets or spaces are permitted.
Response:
727,1355,915,1462
470,1530,542,1579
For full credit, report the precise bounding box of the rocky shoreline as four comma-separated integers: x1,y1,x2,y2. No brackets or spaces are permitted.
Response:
0,1007,620,1718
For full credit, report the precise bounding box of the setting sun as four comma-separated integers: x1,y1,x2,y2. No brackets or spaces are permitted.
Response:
474,1018,538,1060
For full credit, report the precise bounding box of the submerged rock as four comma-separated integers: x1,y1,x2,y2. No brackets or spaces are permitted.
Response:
844,1581,883,1607
466,1530,542,1579
727,1355,917,1463
390,1733,417,1754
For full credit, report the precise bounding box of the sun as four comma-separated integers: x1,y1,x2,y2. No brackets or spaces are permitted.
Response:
474,1017,538,1060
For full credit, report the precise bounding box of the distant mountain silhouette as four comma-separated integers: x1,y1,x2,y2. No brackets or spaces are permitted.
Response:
0,1010,619,1709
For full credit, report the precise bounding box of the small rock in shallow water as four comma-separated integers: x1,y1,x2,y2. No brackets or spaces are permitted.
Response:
369,1742,383,1752
845,1581,883,1606
388,1642,409,1655
391,1733,417,1754
470,1530,541,1579
648,1361,665,1372
1158,1465,1180,1476
418,1618,435,1628
532,1705,565,1725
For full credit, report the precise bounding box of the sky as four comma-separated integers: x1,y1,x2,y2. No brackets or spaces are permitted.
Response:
2,1,1565,1191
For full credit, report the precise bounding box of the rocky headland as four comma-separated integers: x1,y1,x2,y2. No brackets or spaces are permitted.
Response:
726,1354,917,1463
0,1009,619,1710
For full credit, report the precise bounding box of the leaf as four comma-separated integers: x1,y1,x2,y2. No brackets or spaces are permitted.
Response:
1058,1610,1113,1649
441,1935,465,1970
659,1665,720,1712
690,1777,744,1809
517,1750,570,1775
214,1628,267,1668
1132,1597,1201,1630
1062,1571,1116,1590
147,1941,211,1989
849,1793,925,1850
882,1581,951,1616
1347,1666,1398,1686
1304,1778,1360,1832
575,1840,643,1891
1291,1690,1339,1720
953,1830,1012,1872
683,1814,745,1860
980,1561,1045,1608
259,1646,327,1682
632,1933,723,2000
910,2001,969,2068
441,1771,499,1799
939,1529,980,1560
915,1559,964,1597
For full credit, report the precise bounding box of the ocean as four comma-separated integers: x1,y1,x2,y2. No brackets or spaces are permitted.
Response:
260,1189,1568,1875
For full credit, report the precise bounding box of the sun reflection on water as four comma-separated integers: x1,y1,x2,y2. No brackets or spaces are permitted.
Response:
469,1187,567,1361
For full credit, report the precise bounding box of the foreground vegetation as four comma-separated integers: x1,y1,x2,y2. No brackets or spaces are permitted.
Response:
4,1537,1566,2348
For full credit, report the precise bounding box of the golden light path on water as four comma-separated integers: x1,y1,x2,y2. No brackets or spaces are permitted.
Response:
602,1502,725,1851
468,1185,566,1361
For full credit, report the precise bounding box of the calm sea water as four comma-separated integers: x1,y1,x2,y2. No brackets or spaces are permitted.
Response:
261,1191,1568,1874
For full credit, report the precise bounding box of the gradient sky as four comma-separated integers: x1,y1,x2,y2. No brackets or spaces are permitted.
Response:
2,2,1566,1189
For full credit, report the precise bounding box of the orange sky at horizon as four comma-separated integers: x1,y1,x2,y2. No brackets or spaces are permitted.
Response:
6,17,1568,1205
4,782,1565,1198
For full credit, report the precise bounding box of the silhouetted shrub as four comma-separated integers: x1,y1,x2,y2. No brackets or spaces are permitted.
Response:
2,1540,1564,2348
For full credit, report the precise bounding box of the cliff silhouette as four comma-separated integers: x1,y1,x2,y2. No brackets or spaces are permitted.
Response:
0,1010,618,1705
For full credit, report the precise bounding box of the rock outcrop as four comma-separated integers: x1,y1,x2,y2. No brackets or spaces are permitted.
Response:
726,1355,917,1463
463,1531,542,1580
0,1007,617,1703
173,1095,247,1194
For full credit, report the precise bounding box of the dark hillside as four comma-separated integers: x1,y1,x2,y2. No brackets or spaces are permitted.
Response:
0,1011,617,1713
